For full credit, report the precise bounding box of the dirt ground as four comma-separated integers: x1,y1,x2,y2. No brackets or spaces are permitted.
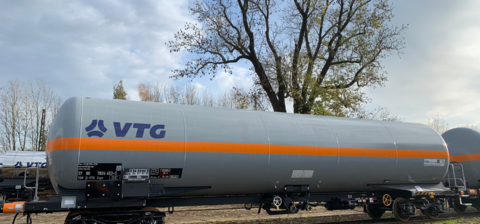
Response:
0,205,366,224
0,205,477,224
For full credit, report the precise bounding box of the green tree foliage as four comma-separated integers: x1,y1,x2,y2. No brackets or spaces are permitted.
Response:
311,87,402,121
167,0,407,114
113,80,128,100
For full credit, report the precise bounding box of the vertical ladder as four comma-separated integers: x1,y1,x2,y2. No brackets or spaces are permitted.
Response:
23,166,40,202
445,162,467,191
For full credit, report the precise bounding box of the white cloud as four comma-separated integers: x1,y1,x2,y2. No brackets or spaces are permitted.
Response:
1,0,480,127
214,66,254,93
0,0,193,100
192,82,206,91
364,0,480,126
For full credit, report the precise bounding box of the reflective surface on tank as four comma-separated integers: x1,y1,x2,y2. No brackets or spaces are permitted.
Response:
47,97,449,195
442,128,480,188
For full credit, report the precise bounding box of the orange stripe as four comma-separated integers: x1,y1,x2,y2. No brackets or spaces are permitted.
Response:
187,142,268,154
47,137,184,152
46,137,448,159
397,149,449,159
450,154,480,162
270,145,337,156
47,137,80,151
341,148,396,157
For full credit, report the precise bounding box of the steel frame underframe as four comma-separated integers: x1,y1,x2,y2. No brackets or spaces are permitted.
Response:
20,191,397,213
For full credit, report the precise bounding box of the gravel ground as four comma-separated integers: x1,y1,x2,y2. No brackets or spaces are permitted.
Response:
0,204,479,224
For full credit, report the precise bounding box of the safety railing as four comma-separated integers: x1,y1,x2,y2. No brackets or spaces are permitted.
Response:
445,162,467,191
23,166,40,202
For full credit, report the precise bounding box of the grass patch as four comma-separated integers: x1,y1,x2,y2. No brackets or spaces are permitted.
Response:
433,217,480,224
433,218,465,224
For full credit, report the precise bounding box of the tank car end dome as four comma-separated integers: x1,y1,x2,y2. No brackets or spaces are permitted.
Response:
442,127,480,188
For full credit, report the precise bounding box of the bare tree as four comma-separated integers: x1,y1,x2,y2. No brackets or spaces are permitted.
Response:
29,79,62,151
350,106,403,122
52,97,63,121
184,83,200,105
138,83,154,102
134,82,269,112
426,115,450,133
0,80,24,151
0,78,62,152
215,87,258,110
164,85,183,104
152,83,166,103
201,90,216,107
168,0,407,114
456,123,479,130
217,91,235,109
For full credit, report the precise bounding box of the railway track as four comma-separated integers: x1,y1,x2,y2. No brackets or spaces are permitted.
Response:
151,204,480,224
1,207,479,223
222,212,480,224
321,211,480,223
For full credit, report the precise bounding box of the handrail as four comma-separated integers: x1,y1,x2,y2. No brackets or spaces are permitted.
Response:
459,163,467,188
445,162,467,191
23,166,40,202
445,178,466,187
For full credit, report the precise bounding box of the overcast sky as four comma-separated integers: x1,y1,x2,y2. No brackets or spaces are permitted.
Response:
0,0,479,127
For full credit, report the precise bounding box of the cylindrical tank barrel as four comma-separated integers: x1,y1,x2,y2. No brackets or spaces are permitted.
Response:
47,97,449,195
0,151,48,182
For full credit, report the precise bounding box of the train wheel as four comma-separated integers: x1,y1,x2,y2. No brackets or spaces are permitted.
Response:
305,205,313,212
452,199,467,213
393,197,411,222
288,204,298,213
424,206,440,220
366,204,384,220
421,209,426,215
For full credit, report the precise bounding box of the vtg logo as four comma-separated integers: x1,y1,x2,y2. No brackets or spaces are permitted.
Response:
14,161,47,168
85,120,107,137
85,120,166,139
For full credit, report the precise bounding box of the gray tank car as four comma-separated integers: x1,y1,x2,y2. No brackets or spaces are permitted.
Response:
441,128,480,213
0,97,457,223
442,128,480,189
47,97,449,196
0,151,52,201
1,151,48,181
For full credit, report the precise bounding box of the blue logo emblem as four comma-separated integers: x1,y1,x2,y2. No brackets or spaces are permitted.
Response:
85,120,108,138
14,161,23,168
114,123,165,139
14,161,46,168
85,120,166,139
